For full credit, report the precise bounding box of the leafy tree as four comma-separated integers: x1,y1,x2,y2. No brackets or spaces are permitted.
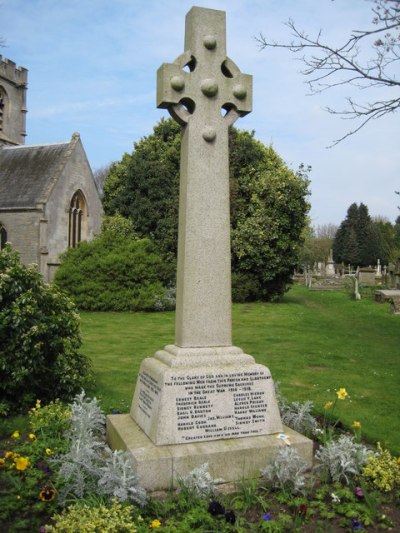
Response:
0,245,92,414
54,215,175,311
300,222,338,268
102,119,310,301
333,202,388,266
373,215,400,262
230,146,311,300
257,0,400,144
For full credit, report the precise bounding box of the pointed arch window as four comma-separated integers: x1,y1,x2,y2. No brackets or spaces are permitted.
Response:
0,224,7,250
68,191,87,248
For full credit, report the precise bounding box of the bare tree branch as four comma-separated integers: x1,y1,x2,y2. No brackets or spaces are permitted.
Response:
256,0,400,145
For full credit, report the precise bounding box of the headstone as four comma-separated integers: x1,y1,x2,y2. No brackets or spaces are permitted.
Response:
107,6,313,490
325,249,335,276
358,267,376,286
375,258,382,284
352,275,361,300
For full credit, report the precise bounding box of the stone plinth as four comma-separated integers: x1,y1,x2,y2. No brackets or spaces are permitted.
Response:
130,345,282,446
107,414,313,491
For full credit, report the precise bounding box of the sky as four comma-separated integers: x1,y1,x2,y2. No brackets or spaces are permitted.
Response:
1,0,399,227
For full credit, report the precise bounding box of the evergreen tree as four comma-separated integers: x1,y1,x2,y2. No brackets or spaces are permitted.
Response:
357,203,376,266
54,215,175,312
103,118,310,301
333,203,360,265
333,203,389,267
103,119,181,265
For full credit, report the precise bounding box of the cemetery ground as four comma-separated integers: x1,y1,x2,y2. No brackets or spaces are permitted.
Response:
82,284,400,455
1,284,400,531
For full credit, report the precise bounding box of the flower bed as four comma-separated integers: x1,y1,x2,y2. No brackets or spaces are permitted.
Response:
1,389,399,532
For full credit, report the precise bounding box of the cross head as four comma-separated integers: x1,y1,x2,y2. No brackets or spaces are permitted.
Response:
157,6,252,140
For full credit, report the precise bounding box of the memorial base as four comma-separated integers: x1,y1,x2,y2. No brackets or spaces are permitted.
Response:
130,345,282,445
106,414,314,491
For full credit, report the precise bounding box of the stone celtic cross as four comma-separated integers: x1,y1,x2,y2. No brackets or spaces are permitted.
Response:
111,4,305,466
157,6,252,349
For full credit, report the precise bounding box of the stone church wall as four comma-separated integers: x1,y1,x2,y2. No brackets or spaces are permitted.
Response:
0,209,40,266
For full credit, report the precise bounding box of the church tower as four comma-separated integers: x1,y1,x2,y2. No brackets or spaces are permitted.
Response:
0,56,28,146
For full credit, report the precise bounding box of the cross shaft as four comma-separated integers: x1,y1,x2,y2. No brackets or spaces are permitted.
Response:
157,7,252,348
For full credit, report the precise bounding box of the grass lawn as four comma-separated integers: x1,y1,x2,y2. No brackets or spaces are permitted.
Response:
81,284,400,454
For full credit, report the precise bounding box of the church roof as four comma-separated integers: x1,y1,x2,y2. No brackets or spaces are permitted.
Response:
0,134,79,209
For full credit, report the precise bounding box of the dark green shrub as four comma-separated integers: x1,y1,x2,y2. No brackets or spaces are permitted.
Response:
54,220,174,311
0,246,92,414
102,119,310,302
232,271,262,302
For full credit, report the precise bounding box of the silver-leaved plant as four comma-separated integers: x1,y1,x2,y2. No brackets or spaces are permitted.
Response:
280,400,318,437
53,391,146,505
315,435,370,484
178,463,223,498
97,449,147,506
261,446,309,494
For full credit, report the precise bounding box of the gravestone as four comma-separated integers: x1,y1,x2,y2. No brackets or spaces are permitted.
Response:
358,267,376,286
107,6,313,490
375,259,382,284
325,249,335,276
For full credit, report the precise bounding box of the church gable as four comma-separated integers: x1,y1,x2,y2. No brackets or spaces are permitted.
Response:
45,135,103,265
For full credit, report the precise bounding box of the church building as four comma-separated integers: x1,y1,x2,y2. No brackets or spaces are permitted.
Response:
0,56,102,281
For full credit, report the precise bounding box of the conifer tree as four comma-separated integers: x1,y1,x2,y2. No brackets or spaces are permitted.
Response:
333,203,388,267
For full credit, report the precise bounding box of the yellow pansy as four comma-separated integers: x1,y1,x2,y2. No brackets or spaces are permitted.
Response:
15,456,30,471
336,388,348,400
